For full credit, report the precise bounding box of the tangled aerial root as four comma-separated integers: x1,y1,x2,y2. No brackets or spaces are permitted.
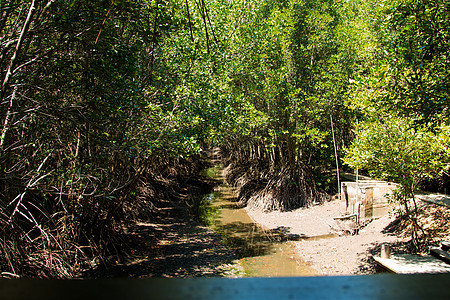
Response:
246,167,327,212
224,155,328,212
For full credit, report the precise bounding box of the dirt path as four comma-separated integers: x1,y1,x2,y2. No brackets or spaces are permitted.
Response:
246,199,408,275
84,199,243,278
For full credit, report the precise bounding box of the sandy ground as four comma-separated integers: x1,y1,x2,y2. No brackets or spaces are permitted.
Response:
246,199,407,275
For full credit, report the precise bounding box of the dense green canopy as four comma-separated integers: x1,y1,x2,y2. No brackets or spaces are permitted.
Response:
1,0,448,277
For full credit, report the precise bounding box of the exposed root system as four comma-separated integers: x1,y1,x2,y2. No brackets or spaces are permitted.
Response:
222,142,329,212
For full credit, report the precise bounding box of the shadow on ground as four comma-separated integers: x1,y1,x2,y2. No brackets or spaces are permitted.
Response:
83,200,241,278
356,217,411,274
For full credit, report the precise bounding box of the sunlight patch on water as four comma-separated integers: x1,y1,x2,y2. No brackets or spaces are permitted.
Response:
199,169,318,277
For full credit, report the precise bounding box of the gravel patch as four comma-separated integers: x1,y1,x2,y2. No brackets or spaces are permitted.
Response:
246,199,407,275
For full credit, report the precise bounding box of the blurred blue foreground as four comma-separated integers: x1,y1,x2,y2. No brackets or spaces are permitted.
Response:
1,274,449,300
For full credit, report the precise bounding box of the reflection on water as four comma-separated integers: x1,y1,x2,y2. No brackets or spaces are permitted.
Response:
200,167,318,277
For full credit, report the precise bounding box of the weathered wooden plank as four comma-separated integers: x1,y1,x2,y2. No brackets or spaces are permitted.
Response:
430,247,450,264
442,241,450,251
333,213,358,220
374,254,450,274
417,194,450,207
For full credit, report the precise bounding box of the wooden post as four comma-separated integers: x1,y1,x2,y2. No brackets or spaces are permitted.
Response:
330,115,340,198
381,244,391,259
355,119,360,206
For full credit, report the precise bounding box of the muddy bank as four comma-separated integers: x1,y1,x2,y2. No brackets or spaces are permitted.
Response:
81,155,244,279
246,199,408,275
83,197,243,278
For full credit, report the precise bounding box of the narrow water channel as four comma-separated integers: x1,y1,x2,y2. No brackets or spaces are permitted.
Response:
201,167,318,277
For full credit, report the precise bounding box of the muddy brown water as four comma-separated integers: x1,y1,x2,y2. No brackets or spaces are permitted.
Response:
202,167,318,277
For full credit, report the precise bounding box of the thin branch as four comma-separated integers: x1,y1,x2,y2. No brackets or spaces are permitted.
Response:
149,0,160,85
11,54,40,75
2,0,35,93
185,0,194,42
0,85,18,151
202,0,219,47
95,0,115,45
199,0,210,54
